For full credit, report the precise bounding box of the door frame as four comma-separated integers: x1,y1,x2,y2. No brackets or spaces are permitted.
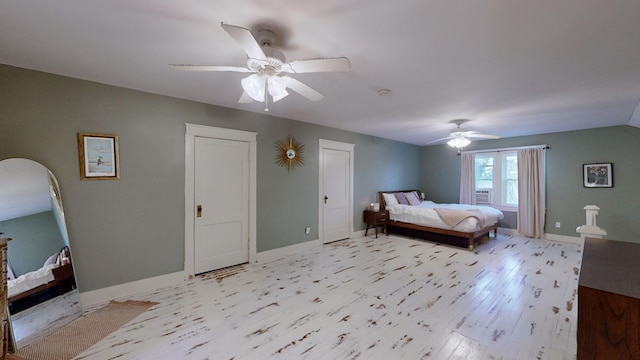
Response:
318,139,354,244
184,123,257,278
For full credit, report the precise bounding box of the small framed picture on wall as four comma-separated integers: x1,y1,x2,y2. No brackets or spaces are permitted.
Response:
78,132,120,180
583,163,612,188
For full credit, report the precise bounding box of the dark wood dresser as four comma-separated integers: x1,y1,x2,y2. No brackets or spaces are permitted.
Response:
578,237,640,360
1,237,10,359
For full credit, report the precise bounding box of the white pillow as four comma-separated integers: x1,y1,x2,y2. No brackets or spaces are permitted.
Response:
404,191,421,206
43,253,59,267
382,193,398,206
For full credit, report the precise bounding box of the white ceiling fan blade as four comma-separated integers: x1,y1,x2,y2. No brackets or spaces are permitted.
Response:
283,77,324,101
221,23,267,61
282,57,351,73
170,64,253,72
466,133,500,139
425,136,454,145
238,91,253,103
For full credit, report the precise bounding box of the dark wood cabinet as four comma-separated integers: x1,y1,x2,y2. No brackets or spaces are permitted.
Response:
578,237,640,360
363,210,389,238
1,238,10,357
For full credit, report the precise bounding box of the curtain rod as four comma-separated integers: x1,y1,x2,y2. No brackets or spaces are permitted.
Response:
461,144,549,155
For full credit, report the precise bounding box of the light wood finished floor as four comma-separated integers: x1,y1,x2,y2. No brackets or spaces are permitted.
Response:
74,233,582,359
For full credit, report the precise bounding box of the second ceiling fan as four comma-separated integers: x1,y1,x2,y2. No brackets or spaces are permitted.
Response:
427,119,500,150
171,22,351,111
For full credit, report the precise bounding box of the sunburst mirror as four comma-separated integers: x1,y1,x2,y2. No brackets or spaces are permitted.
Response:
275,134,305,173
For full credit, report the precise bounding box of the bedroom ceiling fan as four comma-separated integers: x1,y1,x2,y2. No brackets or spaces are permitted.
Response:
427,119,500,150
170,22,352,111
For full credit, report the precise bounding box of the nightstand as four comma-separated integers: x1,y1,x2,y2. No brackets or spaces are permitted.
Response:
363,209,389,238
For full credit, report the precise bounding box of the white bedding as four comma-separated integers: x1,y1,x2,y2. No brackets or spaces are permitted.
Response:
8,263,58,298
386,201,504,232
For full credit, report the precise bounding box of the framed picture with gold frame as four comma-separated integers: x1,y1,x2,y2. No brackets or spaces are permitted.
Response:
78,132,120,180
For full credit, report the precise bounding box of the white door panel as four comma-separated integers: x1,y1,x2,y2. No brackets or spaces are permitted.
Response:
322,147,351,243
194,137,249,274
325,208,348,237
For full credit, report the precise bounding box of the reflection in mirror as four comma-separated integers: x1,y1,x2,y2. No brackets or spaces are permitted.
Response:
0,158,82,348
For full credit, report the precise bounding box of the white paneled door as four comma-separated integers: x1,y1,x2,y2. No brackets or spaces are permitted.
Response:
194,137,249,274
320,140,353,243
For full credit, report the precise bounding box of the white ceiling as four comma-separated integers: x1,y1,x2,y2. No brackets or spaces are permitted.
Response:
1,1,639,145
0,159,52,222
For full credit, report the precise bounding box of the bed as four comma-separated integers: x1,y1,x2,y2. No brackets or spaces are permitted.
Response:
7,246,75,305
378,190,504,250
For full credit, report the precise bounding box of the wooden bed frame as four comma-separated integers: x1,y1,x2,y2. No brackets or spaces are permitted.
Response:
378,190,499,251
8,263,75,304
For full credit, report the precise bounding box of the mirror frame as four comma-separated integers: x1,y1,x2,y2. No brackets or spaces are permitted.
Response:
0,158,82,348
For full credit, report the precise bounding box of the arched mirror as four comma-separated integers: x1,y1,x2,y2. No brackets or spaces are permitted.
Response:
0,158,82,348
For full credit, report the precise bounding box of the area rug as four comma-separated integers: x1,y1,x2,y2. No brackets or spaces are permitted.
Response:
13,300,158,360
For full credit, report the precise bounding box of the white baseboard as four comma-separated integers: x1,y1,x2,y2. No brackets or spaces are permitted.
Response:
257,239,321,263
500,227,582,245
79,271,185,309
545,233,583,245
257,231,371,263
498,227,518,235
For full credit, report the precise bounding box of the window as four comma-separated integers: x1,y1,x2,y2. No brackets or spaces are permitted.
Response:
503,153,518,206
475,155,494,189
475,151,518,208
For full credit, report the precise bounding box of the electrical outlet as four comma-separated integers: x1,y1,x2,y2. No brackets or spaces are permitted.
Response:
555,222,561,228
305,227,310,234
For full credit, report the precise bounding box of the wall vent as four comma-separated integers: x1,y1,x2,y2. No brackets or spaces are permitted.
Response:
475,189,492,204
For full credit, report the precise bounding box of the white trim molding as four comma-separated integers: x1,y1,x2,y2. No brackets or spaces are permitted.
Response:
500,227,581,245
498,227,518,236
545,233,582,245
79,271,185,309
257,239,322,263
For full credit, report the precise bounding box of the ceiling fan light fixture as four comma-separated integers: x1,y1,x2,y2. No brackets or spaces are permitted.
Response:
173,23,351,109
267,75,289,102
241,74,266,102
447,136,471,149
271,89,289,102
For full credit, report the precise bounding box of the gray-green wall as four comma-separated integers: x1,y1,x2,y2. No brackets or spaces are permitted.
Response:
1,211,66,276
421,126,640,242
0,65,421,292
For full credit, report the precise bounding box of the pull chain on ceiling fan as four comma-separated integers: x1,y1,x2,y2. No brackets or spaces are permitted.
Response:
171,22,352,111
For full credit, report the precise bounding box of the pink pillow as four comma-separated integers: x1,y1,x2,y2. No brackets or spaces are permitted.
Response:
395,192,409,205
404,191,421,206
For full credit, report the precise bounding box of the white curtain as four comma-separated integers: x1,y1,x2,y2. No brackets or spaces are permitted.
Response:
517,148,546,238
459,152,476,204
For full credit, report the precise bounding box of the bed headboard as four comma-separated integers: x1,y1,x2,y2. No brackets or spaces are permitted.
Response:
59,245,71,265
378,190,421,211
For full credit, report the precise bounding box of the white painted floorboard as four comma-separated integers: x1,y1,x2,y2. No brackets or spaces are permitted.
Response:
73,233,582,359
11,289,82,347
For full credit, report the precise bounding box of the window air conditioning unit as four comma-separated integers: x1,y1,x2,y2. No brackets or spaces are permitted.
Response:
475,189,492,204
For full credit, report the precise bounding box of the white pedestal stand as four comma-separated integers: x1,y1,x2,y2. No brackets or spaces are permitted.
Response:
576,205,607,240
